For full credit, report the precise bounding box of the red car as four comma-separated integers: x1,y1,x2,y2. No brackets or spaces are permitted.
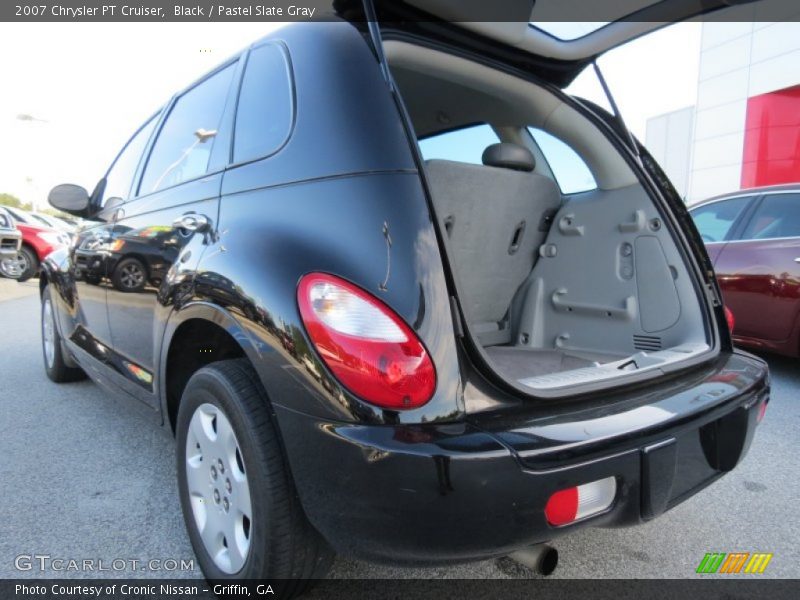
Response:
690,184,800,357
0,207,70,281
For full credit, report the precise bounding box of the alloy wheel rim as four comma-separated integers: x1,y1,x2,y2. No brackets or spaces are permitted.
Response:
43,298,55,368
1,253,28,278
185,403,252,574
120,263,144,289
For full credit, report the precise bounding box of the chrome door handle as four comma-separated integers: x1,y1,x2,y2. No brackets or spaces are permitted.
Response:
795,257,800,263
174,213,210,233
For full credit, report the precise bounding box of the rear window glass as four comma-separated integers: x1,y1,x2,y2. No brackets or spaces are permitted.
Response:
741,193,800,240
690,196,751,242
529,128,597,194
419,124,499,165
233,43,294,164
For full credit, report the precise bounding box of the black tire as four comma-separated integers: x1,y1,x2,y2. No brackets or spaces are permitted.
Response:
41,285,87,383
112,257,147,292
1,245,38,281
176,359,333,593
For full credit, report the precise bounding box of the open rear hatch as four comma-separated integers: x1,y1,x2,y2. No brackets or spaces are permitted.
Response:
359,0,767,86
344,0,756,398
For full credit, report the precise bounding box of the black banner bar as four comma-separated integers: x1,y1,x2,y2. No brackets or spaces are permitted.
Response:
2,579,800,600
3,0,800,22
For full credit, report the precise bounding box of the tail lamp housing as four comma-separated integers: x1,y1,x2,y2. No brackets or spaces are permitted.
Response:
297,273,436,410
724,305,735,334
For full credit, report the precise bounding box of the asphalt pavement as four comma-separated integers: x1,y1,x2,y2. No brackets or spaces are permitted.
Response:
0,277,797,581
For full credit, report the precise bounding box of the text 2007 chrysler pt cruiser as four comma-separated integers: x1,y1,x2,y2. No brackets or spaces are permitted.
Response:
40,3,769,590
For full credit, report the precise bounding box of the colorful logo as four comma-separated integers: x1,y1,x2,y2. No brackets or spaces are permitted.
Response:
696,552,773,574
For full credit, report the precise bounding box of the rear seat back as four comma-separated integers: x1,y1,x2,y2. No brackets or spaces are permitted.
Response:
425,143,562,346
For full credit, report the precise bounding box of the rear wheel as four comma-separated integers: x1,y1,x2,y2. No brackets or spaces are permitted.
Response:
112,257,147,292
41,285,86,383
1,246,38,281
176,359,333,591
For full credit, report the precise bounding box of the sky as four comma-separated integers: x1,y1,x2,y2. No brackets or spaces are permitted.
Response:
0,21,701,209
0,22,283,208
568,22,702,138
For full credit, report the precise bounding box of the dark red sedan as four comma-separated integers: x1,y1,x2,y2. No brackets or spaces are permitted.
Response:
691,184,800,357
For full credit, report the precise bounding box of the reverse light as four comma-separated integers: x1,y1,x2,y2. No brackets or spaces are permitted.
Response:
544,477,617,526
297,273,436,410
724,305,735,334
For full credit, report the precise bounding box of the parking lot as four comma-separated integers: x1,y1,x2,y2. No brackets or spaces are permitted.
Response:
0,277,798,580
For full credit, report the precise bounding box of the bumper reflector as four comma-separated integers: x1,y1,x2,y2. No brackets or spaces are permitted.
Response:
757,399,768,423
545,477,617,526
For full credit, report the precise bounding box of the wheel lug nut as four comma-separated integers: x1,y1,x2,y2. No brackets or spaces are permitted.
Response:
217,459,225,474
225,479,232,493
223,498,230,512
213,489,220,504
210,465,217,480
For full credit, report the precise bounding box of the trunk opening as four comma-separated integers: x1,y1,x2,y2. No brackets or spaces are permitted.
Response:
384,38,717,398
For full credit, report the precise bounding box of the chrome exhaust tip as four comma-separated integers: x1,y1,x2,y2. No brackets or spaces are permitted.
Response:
507,544,559,576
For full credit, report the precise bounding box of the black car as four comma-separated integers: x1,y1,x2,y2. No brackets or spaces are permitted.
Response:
40,8,769,589
74,224,189,292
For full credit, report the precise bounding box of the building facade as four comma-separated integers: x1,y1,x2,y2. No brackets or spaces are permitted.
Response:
646,22,800,204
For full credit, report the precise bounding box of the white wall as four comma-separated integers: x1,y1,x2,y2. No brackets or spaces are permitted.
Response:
645,106,694,200
686,21,800,203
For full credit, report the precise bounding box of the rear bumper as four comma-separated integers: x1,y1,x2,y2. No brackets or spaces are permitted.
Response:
275,350,768,565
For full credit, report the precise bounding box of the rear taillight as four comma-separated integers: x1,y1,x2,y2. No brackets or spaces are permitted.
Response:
757,398,768,423
724,305,735,334
544,477,617,526
297,273,436,410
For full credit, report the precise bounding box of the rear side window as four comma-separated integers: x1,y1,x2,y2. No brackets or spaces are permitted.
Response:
140,63,236,194
529,128,596,194
741,193,800,240
103,116,157,205
233,43,294,164
690,196,751,242
419,124,499,165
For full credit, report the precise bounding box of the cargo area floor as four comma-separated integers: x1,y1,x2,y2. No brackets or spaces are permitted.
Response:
483,346,619,382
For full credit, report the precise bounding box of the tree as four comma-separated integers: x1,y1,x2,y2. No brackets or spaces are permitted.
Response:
0,193,32,211
0,193,22,208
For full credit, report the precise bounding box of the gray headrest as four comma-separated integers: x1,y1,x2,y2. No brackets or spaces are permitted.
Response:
482,143,535,172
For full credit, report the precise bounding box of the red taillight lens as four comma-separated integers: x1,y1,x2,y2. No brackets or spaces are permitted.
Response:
297,273,436,410
724,305,735,334
544,487,579,526
757,399,768,423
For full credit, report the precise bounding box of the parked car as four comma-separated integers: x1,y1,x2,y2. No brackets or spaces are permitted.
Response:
28,211,79,234
40,10,769,589
0,207,23,275
0,206,69,281
690,184,800,357
73,224,190,292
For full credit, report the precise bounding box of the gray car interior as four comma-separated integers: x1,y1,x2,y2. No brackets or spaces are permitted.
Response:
386,41,711,395
426,143,561,347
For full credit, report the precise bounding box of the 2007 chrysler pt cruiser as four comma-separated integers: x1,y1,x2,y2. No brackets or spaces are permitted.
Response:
41,1,769,591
